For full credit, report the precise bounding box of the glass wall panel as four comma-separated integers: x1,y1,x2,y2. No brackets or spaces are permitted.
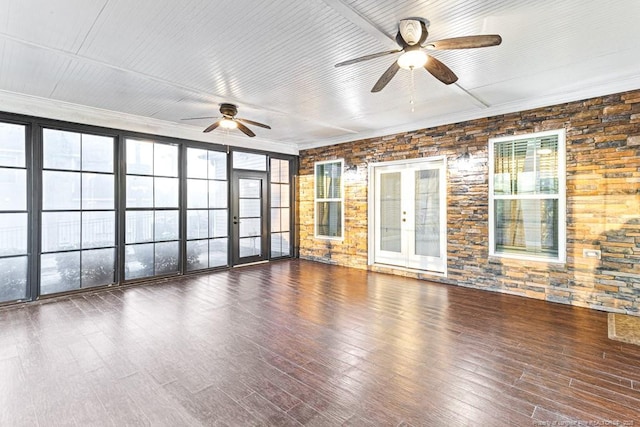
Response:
41,129,116,295
0,122,28,302
125,139,180,279
185,147,228,271
270,158,292,257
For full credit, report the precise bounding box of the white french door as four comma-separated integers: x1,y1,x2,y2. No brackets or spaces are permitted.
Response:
370,157,447,273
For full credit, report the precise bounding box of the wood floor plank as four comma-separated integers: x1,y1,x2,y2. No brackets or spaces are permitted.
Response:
1,259,639,425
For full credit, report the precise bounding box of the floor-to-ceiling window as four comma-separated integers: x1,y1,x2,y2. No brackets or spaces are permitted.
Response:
40,128,117,295
124,138,180,279
270,158,291,258
185,147,229,270
0,122,29,303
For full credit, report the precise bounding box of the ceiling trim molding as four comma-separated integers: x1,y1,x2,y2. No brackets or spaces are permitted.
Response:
0,90,298,154
296,76,640,151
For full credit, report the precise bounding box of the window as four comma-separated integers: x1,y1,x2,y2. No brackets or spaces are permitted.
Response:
315,159,343,239
185,147,228,270
0,122,28,302
270,158,291,257
489,129,566,262
124,139,180,279
40,129,116,294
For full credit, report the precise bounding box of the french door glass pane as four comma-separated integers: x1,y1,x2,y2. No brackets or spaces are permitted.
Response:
239,199,260,217
415,169,440,257
0,213,28,256
0,168,26,211
239,237,260,257
379,172,401,252
239,178,260,198
240,218,261,238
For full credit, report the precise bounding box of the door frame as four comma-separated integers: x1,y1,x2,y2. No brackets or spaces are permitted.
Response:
367,156,447,275
231,169,269,266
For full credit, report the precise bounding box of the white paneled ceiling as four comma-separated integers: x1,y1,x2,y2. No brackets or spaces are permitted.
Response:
0,0,639,154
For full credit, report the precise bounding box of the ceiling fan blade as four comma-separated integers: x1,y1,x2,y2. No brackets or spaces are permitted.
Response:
236,117,271,129
427,35,502,50
181,116,217,121
335,49,401,67
371,61,401,93
203,120,222,133
424,55,458,85
236,122,256,137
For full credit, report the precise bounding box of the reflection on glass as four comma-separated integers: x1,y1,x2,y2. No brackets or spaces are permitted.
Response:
233,152,266,171
0,123,26,168
239,237,260,257
187,148,208,179
126,211,154,244
42,129,81,170
42,212,81,252
125,243,154,279
239,179,260,198
209,210,227,238
187,210,209,240
0,256,27,302
42,171,81,210
126,139,154,175
0,213,28,256
82,211,115,249
187,179,208,209
209,238,228,267
494,199,559,257
82,173,114,210
81,248,115,287
316,201,342,238
82,134,114,173
154,177,179,208
155,241,179,275
315,162,341,199
209,180,227,208
126,175,153,208
154,210,179,241
186,240,208,271
154,143,179,177
239,199,260,217
41,252,80,294
415,169,440,258
208,151,227,179
240,218,261,238
379,172,401,252
0,168,26,211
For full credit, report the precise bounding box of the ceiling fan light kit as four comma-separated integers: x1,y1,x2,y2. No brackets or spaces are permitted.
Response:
335,17,502,93
182,102,271,137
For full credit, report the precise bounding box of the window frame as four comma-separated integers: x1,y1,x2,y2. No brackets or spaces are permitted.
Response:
488,129,566,263
314,159,344,240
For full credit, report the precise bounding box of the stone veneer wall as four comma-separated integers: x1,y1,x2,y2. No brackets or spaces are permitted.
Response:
298,90,640,315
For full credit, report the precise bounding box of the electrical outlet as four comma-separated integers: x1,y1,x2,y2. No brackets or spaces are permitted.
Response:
583,249,601,259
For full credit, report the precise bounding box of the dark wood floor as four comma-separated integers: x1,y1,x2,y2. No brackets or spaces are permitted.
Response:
1,260,640,426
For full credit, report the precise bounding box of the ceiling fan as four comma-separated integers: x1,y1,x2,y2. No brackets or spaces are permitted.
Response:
335,18,502,92
182,103,271,137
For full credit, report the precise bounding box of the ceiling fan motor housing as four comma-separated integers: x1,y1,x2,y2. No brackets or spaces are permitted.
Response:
219,103,238,117
399,18,428,46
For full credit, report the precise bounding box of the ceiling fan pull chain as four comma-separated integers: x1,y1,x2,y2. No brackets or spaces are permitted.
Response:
410,68,416,112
